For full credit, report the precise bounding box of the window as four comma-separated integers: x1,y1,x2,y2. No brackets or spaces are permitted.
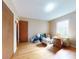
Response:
56,20,69,38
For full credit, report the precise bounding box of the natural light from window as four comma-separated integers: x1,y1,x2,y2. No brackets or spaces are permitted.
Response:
56,20,69,38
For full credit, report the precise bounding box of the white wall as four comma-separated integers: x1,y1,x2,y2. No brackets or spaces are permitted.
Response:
49,11,76,47
19,18,49,41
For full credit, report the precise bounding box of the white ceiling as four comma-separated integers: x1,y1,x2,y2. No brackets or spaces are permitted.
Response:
4,0,76,21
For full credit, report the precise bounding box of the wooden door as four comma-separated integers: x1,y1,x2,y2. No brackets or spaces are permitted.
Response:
2,1,14,59
19,21,28,42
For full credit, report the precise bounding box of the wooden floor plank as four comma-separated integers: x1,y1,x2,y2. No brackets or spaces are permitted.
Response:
11,42,76,59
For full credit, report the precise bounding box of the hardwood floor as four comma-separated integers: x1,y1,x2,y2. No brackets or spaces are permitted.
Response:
11,43,76,59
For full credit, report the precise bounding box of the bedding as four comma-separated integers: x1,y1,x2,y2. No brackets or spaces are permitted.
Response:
42,37,53,44
31,33,48,43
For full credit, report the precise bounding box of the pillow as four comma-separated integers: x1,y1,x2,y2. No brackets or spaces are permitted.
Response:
36,33,40,38
41,33,47,38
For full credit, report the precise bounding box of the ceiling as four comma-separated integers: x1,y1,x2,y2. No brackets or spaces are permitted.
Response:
3,0,76,21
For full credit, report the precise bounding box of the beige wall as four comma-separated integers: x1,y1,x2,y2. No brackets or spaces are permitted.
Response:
49,11,76,47
19,18,49,41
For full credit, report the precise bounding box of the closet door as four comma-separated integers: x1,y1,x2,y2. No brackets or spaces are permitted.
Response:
19,21,28,42
2,1,14,59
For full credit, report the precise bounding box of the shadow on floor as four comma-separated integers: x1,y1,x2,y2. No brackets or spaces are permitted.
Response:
36,43,47,47
48,46,61,54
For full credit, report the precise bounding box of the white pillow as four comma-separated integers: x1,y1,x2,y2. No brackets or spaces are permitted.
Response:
36,33,40,38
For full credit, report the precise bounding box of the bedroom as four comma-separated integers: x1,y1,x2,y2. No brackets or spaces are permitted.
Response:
2,0,76,59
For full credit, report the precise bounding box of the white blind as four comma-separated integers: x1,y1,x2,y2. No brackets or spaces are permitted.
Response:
56,20,69,38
